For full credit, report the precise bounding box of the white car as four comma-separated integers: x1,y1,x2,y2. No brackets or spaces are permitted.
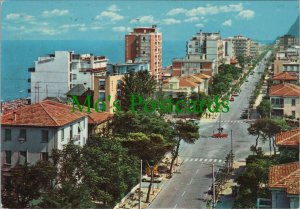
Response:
142,175,163,183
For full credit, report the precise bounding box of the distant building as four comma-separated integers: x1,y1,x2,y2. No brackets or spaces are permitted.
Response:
223,39,235,64
29,51,108,103
162,73,211,98
93,75,123,113
250,40,260,58
125,26,162,81
268,162,299,209
272,72,298,85
107,62,149,76
231,35,251,58
269,83,300,119
172,58,217,76
187,31,224,66
279,34,299,50
273,47,300,74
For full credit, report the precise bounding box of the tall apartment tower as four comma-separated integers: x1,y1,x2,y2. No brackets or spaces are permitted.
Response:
125,26,162,81
187,31,224,66
231,35,251,58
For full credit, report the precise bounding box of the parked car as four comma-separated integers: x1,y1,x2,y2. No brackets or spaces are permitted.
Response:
229,97,234,101
232,93,239,96
240,113,248,119
142,175,163,183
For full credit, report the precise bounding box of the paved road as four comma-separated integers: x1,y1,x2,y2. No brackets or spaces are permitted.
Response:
148,52,271,209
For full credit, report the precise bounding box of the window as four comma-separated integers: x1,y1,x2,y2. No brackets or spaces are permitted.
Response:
99,80,105,90
78,122,82,133
72,74,77,80
19,151,27,165
41,130,49,143
143,51,145,54
5,151,11,164
41,152,49,161
4,129,11,141
292,111,296,118
99,92,106,101
292,99,296,106
70,126,73,139
271,98,275,104
61,129,64,141
117,80,122,90
117,90,122,99
19,129,27,141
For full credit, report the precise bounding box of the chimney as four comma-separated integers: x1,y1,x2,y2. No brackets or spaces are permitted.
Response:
13,111,17,121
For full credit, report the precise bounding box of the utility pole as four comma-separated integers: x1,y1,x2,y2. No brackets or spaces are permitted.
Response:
231,129,233,153
139,160,142,209
212,164,215,209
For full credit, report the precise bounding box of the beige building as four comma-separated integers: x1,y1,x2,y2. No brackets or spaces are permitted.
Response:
125,26,162,81
250,41,259,58
231,35,251,58
269,83,300,119
93,75,123,113
273,47,300,74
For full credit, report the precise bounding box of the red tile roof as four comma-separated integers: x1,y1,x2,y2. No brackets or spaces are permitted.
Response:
269,83,300,97
193,73,211,80
179,78,197,88
269,162,300,195
1,100,86,127
272,72,298,81
87,111,113,124
275,128,300,147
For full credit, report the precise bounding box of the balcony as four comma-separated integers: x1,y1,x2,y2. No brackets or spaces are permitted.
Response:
99,85,105,90
28,67,35,72
27,78,31,83
27,89,31,93
272,104,284,109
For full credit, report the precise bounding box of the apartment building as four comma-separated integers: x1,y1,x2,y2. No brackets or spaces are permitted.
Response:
223,39,235,64
269,83,300,119
279,34,300,50
1,100,88,185
231,35,251,58
187,31,224,66
273,47,300,74
125,26,162,81
172,58,217,76
250,40,260,58
28,51,108,103
93,75,123,113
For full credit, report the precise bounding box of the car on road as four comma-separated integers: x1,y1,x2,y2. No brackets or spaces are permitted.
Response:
229,97,234,101
232,92,239,96
245,80,249,82
240,112,248,119
142,175,163,183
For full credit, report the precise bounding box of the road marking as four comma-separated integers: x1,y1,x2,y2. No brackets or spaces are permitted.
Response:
187,178,193,185
204,159,208,162
194,158,198,161
209,159,213,162
190,158,194,161
199,158,203,162
185,158,189,162
181,191,186,197
213,159,217,162
174,204,178,209
218,159,222,163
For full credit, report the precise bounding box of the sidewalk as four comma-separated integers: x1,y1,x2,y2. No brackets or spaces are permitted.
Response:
114,155,183,209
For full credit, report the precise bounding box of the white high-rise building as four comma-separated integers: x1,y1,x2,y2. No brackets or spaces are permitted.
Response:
28,51,108,103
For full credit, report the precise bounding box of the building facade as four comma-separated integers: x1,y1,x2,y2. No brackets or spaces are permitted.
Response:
29,51,107,103
1,100,88,186
231,35,251,58
125,26,162,81
107,62,149,76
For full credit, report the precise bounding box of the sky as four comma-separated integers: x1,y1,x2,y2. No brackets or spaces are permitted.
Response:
2,1,299,41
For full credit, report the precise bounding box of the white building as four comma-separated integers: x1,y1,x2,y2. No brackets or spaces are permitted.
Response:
223,39,235,64
29,51,108,103
1,100,88,185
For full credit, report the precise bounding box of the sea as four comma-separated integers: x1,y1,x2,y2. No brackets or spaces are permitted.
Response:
0,39,272,101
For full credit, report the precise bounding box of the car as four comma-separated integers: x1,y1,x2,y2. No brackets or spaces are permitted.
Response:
229,97,234,101
245,80,249,82
142,175,163,183
232,93,239,96
240,113,248,119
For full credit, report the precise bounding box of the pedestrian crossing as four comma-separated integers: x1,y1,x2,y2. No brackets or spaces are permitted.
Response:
183,157,225,164
218,120,254,123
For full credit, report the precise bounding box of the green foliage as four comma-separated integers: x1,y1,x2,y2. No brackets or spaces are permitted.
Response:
120,70,157,111
257,99,271,118
2,161,57,208
111,111,175,142
275,148,299,164
81,136,139,206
